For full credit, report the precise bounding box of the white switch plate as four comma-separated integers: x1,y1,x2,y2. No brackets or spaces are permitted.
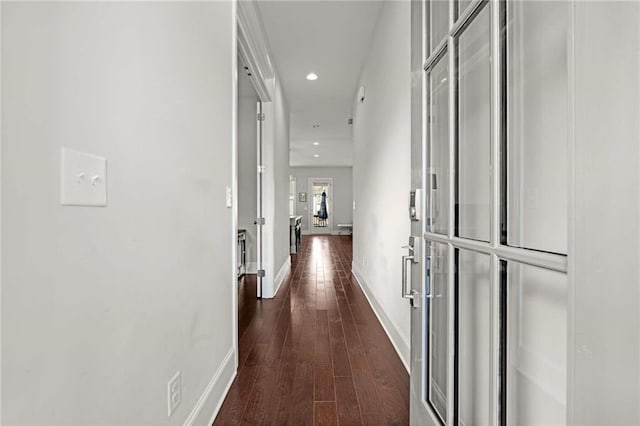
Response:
167,371,182,417
225,186,232,208
60,148,107,206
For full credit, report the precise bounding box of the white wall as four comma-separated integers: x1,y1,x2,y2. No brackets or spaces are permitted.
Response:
1,3,236,424
571,2,640,424
271,77,291,294
351,1,411,367
290,167,353,234
238,68,258,272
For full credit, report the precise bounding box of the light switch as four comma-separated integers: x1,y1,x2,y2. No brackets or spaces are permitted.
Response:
60,147,107,206
225,186,232,208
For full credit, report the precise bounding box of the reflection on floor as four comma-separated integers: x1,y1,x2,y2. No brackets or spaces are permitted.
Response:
214,235,409,425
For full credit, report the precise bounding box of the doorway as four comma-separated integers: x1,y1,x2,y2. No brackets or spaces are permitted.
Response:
236,54,265,299
308,178,333,234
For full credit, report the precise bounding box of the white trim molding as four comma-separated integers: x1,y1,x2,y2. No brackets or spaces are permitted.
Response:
237,0,274,102
183,348,237,426
0,1,4,414
352,262,410,372
237,0,287,302
271,256,291,298
230,0,240,405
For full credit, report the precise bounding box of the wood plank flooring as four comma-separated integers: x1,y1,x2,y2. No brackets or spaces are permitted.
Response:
214,235,409,426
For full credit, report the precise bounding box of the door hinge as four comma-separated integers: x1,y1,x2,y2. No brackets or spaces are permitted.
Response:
256,217,265,225
257,269,266,277
257,165,265,174
257,113,265,121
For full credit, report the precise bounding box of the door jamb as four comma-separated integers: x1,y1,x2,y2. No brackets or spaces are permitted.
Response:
235,0,276,365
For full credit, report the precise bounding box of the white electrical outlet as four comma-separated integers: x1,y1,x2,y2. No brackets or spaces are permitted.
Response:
167,371,181,417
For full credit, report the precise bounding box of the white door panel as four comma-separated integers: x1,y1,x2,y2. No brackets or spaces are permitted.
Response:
408,1,640,425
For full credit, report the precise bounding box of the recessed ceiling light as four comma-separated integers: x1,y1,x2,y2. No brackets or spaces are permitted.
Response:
313,142,320,146
314,154,319,158
306,73,319,81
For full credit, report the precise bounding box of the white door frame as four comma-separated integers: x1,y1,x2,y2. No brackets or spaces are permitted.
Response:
255,100,264,297
307,177,333,234
235,1,278,376
237,0,277,298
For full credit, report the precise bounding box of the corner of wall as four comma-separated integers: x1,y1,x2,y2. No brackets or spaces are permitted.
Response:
351,262,410,371
183,348,237,426
349,0,411,375
271,255,291,298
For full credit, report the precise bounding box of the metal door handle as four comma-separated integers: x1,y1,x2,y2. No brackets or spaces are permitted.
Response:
402,255,415,300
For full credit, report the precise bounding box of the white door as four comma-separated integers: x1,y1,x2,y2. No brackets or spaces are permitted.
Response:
256,100,264,297
407,1,587,424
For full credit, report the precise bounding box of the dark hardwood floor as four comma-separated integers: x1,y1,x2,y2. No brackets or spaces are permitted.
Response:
214,235,409,426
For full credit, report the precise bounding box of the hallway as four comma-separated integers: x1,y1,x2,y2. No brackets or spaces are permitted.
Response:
215,236,409,425
3,1,640,424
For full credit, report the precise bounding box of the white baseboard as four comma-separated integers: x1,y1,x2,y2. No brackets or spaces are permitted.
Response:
272,256,291,298
183,347,236,426
297,229,351,236
302,231,334,236
351,262,410,372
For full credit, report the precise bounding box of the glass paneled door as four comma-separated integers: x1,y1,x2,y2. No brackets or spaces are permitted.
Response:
308,178,333,234
409,0,569,424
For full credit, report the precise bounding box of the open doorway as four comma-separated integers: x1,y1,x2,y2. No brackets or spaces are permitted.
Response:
237,54,262,296
308,178,333,234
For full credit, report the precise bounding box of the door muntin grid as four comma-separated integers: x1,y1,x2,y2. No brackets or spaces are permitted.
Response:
422,1,569,425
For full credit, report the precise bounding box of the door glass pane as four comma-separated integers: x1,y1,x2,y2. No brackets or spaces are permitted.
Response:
289,176,296,216
425,241,449,422
506,1,568,254
458,249,491,425
458,0,472,18
311,182,330,231
429,53,450,235
507,262,567,425
430,0,449,53
457,5,491,242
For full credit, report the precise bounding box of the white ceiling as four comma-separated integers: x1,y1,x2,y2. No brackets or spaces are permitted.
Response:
256,0,383,167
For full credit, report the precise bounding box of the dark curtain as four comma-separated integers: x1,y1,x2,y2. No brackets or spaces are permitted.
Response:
318,191,328,219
